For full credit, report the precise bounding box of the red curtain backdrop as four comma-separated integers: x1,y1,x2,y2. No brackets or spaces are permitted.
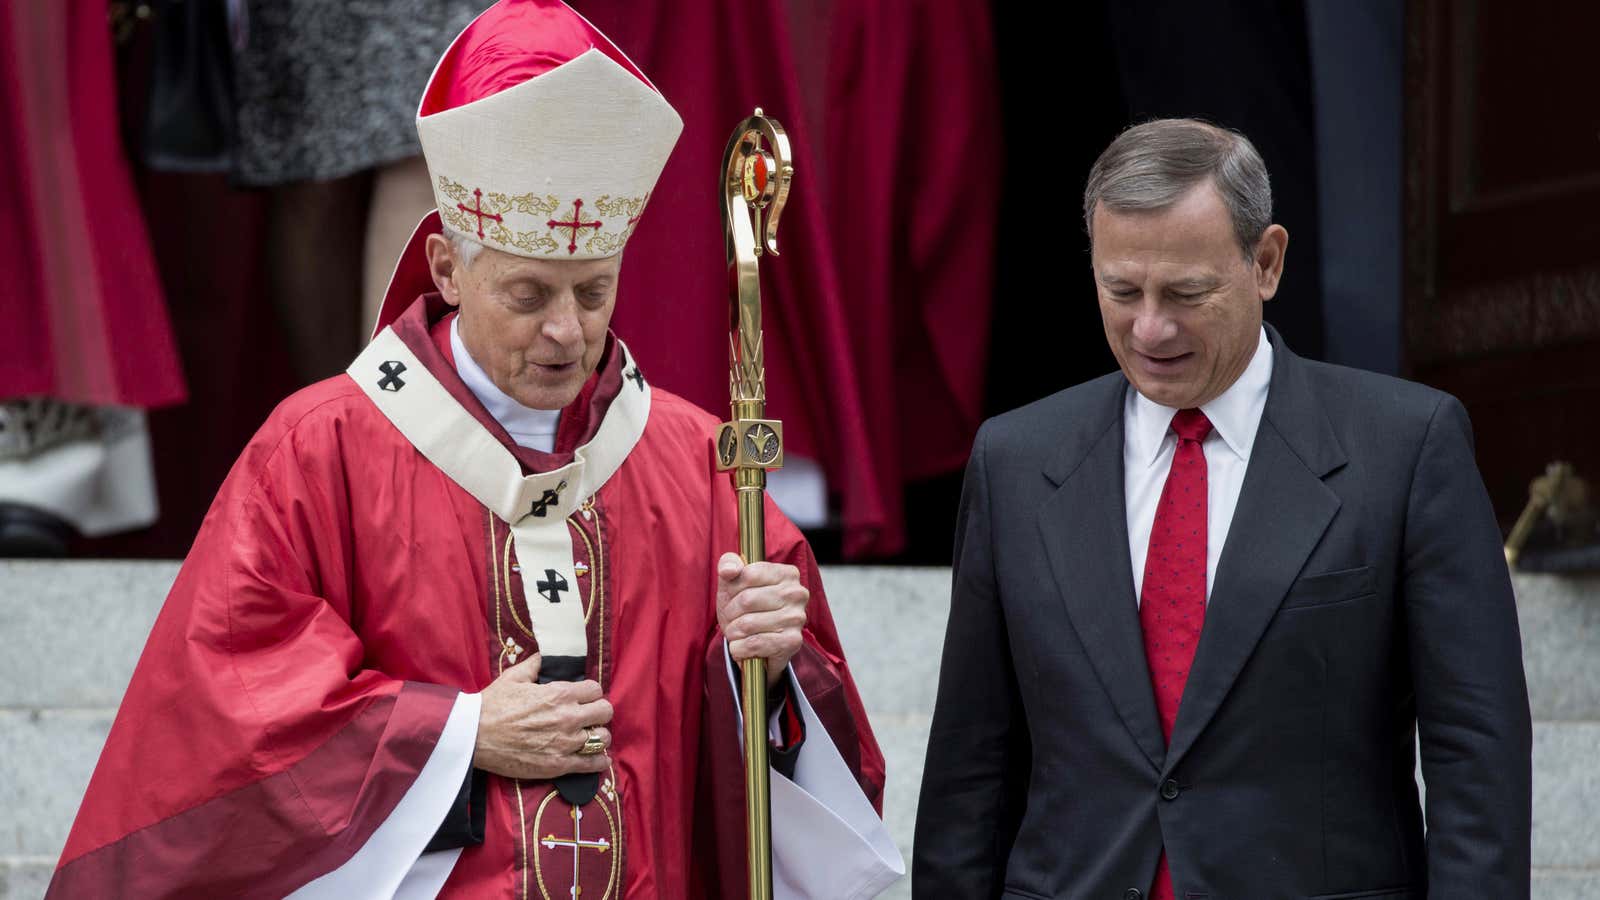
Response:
575,0,1001,557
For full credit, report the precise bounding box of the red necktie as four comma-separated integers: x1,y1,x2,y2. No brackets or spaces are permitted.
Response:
1139,407,1212,900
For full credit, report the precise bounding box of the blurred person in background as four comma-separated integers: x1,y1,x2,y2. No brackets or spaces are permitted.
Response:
229,0,491,382
0,0,186,556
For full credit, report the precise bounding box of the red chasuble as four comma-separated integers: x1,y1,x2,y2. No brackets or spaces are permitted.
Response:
49,295,887,899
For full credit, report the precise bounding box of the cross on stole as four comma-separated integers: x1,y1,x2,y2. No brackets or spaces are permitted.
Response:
542,806,610,895
377,361,407,392
457,188,503,239
529,479,567,518
547,199,602,254
536,569,569,603
625,367,645,391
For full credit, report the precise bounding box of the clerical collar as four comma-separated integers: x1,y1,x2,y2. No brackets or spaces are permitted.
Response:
450,315,561,453
1125,326,1273,470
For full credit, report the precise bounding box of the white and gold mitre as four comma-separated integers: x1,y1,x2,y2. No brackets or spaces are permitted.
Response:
415,0,683,260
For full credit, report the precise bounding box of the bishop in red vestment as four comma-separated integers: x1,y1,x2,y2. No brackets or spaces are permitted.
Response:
48,4,901,897
0,0,184,409
0,0,185,550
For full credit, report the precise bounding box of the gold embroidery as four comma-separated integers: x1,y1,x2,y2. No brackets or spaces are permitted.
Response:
583,229,631,255
571,519,598,627
592,497,607,692
531,792,553,899
503,530,538,640
435,175,646,256
530,774,622,900
567,500,606,691
437,176,470,205
490,512,508,676
439,177,515,239
585,193,649,255
440,205,474,237
495,226,562,256
593,193,646,220
514,193,561,216
517,781,530,900
493,194,563,254
546,201,604,255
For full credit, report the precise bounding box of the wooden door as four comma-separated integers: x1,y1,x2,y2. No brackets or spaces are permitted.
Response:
1406,0,1600,527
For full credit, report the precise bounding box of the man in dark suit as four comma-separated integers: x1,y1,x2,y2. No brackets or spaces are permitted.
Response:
913,119,1531,899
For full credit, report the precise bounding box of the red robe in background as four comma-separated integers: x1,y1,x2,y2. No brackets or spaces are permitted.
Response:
575,0,1001,557
49,295,888,899
0,1,184,407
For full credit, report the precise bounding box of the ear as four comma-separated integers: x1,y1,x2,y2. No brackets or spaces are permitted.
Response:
425,234,463,308
1253,224,1289,302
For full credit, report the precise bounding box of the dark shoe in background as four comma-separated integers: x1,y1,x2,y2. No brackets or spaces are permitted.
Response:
0,503,75,558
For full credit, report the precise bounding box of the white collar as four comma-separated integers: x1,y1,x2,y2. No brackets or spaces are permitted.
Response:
350,323,652,660
1125,326,1273,470
450,315,560,453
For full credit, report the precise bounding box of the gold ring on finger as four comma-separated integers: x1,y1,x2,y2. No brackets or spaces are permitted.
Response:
578,727,606,757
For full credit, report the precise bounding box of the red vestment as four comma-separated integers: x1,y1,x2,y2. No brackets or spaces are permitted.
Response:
49,295,885,898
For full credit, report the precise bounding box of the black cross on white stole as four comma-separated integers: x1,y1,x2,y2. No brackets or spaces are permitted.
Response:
377,360,407,392
536,569,569,603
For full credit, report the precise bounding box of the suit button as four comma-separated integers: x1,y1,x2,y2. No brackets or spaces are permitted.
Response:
1123,890,1143,900
1160,779,1181,800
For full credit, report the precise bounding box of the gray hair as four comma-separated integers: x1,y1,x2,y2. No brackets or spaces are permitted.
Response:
1082,118,1272,258
445,227,485,269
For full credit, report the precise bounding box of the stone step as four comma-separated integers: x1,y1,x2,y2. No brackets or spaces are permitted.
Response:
1533,870,1600,900
4,562,1595,719
1,860,57,900
2,560,1596,900
0,710,116,861
6,706,1594,900
1511,573,1600,722
5,864,1595,900
0,561,173,710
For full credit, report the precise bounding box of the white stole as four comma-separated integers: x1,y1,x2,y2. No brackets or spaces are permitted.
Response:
349,327,649,658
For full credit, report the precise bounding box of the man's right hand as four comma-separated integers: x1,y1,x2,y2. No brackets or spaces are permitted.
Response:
473,653,613,780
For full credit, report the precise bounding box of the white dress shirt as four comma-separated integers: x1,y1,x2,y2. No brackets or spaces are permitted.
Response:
1125,327,1272,602
450,316,560,452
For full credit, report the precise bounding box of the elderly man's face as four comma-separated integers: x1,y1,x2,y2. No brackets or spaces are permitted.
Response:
1090,182,1287,410
427,235,621,410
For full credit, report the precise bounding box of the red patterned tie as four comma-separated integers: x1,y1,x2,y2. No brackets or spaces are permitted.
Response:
1139,407,1212,900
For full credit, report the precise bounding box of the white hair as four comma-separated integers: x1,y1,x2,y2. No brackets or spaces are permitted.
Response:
445,227,486,269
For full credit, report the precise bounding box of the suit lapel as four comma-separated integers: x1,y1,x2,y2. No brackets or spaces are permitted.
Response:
1162,329,1346,774
1038,379,1167,772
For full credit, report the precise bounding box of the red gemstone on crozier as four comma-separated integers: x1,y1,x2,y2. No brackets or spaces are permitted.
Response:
753,154,769,193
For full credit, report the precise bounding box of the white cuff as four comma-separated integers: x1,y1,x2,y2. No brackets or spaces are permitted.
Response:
288,691,480,900
722,649,905,899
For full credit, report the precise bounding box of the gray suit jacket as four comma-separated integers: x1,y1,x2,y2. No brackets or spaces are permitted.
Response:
913,327,1532,899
